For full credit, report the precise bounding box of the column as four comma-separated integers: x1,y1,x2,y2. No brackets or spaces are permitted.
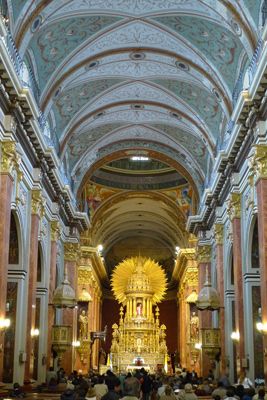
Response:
46,221,61,371
61,242,79,374
196,244,212,376
212,223,226,375
248,145,267,383
24,189,45,383
147,299,149,319
0,142,20,382
226,193,245,375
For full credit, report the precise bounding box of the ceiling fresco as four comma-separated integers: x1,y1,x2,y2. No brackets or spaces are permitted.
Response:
8,0,263,281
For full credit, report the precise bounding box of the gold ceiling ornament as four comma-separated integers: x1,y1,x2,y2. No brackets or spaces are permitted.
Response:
111,256,167,305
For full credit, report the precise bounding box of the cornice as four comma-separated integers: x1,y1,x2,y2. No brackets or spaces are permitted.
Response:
171,248,196,284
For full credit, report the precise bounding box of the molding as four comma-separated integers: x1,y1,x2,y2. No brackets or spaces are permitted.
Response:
243,273,260,283
225,290,235,298
248,145,267,186
1,141,21,178
36,287,48,295
7,269,27,280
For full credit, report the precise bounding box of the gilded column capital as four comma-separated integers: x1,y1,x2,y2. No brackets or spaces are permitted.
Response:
248,145,267,185
212,223,224,245
226,193,241,221
78,266,93,285
1,141,21,178
183,267,198,287
195,244,211,264
31,189,46,218
64,242,80,261
51,221,61,242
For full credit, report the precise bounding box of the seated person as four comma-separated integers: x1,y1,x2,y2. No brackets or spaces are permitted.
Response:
194,385,207,396
160,385,177,400
48,377,59,390
9,383,27,398
243,388,255,400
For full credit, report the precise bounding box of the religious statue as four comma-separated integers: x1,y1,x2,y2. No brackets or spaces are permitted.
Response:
190,311,199,341
79,309,89,340
136,302,142,316
99,348,106,365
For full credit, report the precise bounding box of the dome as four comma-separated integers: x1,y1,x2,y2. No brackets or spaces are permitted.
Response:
196,266,220,311
52,265,77,308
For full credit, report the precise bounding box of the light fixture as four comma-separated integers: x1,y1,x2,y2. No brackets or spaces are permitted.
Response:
131,156,150,161
256,308,267,336
195,343,202,349
97,244,103,254
231,331,240,342
31,328,39,338
0,318,10,333
72,341,80,347
175,246,180,254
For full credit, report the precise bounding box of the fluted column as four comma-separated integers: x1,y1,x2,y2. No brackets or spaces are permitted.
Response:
248,145,267,383
212,223,225,374
0,142,21,381
46,221,61,371
196,244,212,376
25,189,46,382
226,193,245,375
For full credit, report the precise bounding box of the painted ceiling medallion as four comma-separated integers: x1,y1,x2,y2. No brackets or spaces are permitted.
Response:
176,61,189,71
86,60,100,70
131,104,144,109
53,87,61,99
31,17,42,33
130,52,145,60
95,111,106,118
170,112,180,119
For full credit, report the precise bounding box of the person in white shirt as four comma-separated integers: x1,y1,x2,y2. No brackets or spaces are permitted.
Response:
238,373,253,390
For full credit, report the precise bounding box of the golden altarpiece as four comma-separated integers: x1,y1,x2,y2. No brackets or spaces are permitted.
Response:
109,257,168,372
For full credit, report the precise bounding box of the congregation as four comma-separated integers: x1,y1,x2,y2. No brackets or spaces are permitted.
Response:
9,367,262,400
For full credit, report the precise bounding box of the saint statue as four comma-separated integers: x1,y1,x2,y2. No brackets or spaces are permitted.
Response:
136,302,142,316
190,311,199,341
79,309,89,340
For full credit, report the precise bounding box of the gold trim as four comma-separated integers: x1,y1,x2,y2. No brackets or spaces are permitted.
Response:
226,193,241,221
1,141,21,178
64,242,80,261
212,223,224,245
195,244,211,264
31,189,46,219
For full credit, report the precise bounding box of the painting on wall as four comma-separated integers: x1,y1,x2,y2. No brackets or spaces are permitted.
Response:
160,184,193,217
86,182,115,218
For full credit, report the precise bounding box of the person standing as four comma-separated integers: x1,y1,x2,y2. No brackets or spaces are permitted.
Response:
219,371,230,389
140,371,152,400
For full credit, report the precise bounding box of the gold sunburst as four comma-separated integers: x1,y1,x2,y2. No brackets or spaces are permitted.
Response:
111,256,167,305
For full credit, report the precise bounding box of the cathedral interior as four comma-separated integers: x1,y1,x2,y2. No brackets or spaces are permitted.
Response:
1,0,267,389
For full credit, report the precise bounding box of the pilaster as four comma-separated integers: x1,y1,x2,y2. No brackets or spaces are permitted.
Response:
248,145,267,383
0,141,21,381
196,244,212,375
212,223,225,374
46,220,61,371
226,193,245,375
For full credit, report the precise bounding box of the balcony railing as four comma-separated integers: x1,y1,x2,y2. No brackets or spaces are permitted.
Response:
248,39,264,84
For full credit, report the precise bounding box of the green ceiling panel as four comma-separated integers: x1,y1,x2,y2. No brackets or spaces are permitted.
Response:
28,15,122,90
52,79,124,136
148,124,209,171
152,15,245,91
67,123,125,171
151,79,222,138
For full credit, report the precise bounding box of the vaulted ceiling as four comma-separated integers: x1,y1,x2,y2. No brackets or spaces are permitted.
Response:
10,0,262,282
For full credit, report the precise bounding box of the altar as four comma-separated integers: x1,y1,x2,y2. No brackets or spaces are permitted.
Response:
109,257,168,373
